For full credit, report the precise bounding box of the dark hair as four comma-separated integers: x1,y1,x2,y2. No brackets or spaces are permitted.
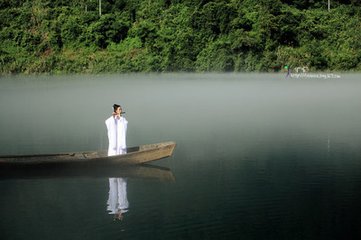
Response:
113,104,121,112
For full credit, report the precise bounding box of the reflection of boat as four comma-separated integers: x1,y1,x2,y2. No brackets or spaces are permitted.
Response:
0,141,176,166
0,164,175,182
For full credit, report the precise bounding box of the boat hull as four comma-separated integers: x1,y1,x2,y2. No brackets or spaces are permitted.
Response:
0,141,176,166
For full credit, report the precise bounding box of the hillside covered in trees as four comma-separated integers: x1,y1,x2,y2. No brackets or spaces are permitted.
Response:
1,0,360,74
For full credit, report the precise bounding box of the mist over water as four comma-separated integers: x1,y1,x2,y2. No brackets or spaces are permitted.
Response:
1,73,361,239
1,73,360,153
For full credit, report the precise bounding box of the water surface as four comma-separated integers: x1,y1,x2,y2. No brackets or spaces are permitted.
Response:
1,73,361,240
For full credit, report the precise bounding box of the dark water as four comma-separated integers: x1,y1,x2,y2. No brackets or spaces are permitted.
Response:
1,73,361,240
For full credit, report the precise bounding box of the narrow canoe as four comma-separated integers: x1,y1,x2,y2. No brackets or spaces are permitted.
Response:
0,141,176,166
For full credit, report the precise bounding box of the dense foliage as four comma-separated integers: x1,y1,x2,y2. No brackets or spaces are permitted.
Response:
1,0,360,74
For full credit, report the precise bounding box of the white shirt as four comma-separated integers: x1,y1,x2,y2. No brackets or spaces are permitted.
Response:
105,115,128,156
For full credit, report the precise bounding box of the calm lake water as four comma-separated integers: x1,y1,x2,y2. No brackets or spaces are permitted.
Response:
1,73,361,240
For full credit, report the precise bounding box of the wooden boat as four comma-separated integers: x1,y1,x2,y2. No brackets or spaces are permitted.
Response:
0,141,176,166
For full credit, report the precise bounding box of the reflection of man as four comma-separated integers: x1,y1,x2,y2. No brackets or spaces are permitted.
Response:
105,104,128,156
107,177,129,220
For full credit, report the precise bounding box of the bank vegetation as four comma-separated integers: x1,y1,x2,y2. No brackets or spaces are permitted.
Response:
1,0,360,74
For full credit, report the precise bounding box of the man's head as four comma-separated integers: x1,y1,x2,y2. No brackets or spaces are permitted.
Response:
113,104,122,115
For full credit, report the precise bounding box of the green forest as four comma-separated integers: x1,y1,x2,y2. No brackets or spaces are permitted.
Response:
1,0,361,74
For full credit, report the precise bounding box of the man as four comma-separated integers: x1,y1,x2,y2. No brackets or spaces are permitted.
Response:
105,104,129,220
105,104,128,156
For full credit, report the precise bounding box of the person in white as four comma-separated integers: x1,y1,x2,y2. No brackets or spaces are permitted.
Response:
105,104,129,220
105,104,128,156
